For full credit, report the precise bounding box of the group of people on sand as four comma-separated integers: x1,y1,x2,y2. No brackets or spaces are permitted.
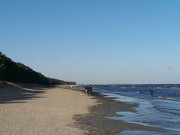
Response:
85,85,92,94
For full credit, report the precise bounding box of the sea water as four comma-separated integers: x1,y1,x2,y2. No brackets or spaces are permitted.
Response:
69,84,180,135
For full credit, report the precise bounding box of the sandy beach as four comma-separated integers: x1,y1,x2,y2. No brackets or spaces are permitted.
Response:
0,84,162,135
74,93,162,135
0,86,97,135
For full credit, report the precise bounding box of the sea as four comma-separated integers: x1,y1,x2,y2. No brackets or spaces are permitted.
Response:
65,84,180,135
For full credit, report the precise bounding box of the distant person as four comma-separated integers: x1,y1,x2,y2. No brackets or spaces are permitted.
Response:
149,89,154,97
88,85,92,93
85,85,92,94
85,86,88,93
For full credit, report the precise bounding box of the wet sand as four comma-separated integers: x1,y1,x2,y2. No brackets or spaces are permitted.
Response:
73,93,162,135
0,85,162,135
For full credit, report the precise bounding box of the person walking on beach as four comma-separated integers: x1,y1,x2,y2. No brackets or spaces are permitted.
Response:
149,89,154,97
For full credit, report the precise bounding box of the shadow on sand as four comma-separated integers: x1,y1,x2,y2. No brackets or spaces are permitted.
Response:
0,85,47,104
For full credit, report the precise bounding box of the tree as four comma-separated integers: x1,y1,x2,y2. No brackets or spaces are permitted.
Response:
0,52,76,85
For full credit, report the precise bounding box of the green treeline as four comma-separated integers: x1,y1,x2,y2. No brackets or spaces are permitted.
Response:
0,52,76,85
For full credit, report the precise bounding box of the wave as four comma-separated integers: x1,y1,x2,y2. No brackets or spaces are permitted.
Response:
157,96,180,101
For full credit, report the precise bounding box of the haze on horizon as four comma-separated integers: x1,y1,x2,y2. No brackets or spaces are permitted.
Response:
1,0,180,84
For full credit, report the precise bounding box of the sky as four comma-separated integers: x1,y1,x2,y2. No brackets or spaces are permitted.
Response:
1,0,180,84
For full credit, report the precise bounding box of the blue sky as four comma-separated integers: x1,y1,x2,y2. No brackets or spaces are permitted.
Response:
1,0,180,84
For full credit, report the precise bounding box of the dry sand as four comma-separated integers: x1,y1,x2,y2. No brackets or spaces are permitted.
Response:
0,84,162,135
0,86,97,135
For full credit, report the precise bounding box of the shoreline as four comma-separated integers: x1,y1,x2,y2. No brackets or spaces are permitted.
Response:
73,91,163,135
0,84,162,135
